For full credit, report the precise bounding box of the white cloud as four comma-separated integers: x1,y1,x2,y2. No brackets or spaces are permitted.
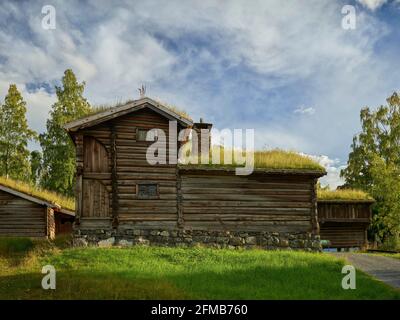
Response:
306,154,346,189
24,88,56,133
0,0,397,166
356,0,387,10
88,13,176,102
294,106,315,115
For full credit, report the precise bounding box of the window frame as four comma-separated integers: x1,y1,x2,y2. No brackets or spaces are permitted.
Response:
135,127,159,142
136,127,148,142
136,182,160,200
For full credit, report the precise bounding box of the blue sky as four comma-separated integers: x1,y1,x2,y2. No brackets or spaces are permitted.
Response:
0,0,399,187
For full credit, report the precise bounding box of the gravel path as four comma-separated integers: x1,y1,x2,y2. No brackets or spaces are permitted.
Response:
332,253,400,289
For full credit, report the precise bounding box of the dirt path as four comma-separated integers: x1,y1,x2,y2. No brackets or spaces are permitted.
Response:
332,253,400,289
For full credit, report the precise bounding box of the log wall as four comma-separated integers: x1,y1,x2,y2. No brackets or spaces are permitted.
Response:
0,190,48,238
317,201,373,248
77,106,181,230
179,171,315,233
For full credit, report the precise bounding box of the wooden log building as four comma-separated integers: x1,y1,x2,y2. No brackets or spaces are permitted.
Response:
317,199,374,250
64,97,326,250
0,183,75,239
0,97,374,248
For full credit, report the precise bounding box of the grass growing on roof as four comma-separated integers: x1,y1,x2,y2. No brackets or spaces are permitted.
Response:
0,176,75,211
317,188,373,201
74,98,192,122
0,244,398,300
252,150,324,170
180,148,325,171
75,101,128,120
152,98,192,121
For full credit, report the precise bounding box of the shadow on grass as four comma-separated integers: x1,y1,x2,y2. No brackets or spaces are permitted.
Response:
0,271,188,300
0,264,398,300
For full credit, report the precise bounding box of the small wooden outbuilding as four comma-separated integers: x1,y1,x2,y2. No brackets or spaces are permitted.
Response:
0,183,75,239
317,199,374,249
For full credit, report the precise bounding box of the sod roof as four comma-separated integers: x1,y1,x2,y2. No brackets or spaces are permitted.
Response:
0,177,75,212
317,188,374,202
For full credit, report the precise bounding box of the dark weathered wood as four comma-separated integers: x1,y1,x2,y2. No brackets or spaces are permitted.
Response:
75,134,84,225
82,180,110,217
0,190,47,237
179,172,315,232
110,123,119,227
54,211,74,234
84,136,110,172
310,178,319,235
176,168,183,227
317,201,373,248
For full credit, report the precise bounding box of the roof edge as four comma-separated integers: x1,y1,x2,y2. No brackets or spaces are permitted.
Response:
0,185,60,209
64,97,193,132
317,199,375,203
55,207,75,217
178,164,326,177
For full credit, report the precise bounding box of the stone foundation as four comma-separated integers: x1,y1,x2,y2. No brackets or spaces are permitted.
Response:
73,228,321,251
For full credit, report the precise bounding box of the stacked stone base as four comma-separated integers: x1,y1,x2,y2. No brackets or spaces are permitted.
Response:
73,228,321,251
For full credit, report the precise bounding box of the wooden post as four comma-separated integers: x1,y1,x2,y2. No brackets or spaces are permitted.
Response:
110,123,119,228
176,168,184,228
75,134,84,225
311,178,320,235
46,207,55,240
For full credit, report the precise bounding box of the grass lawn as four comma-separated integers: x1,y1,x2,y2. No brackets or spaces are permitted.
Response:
0,238,398,300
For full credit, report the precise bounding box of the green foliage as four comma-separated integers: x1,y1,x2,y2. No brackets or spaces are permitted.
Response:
39,69,91,196
52,234,73,249
341,92,400,242
29,150,42,184
0,246,398,299
0,84,37,181
378,236,400,252
0,237,34,255
369,157,400,242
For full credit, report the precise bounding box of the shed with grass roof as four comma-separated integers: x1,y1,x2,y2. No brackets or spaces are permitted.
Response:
317,189,374,250
64,96,327,250
0,179,75,239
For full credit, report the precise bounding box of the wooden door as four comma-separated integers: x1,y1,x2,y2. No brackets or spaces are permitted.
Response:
82,136,110,217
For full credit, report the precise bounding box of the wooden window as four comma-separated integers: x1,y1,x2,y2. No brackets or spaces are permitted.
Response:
136,128,148,141
136,128,158,142
137,183,159,199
